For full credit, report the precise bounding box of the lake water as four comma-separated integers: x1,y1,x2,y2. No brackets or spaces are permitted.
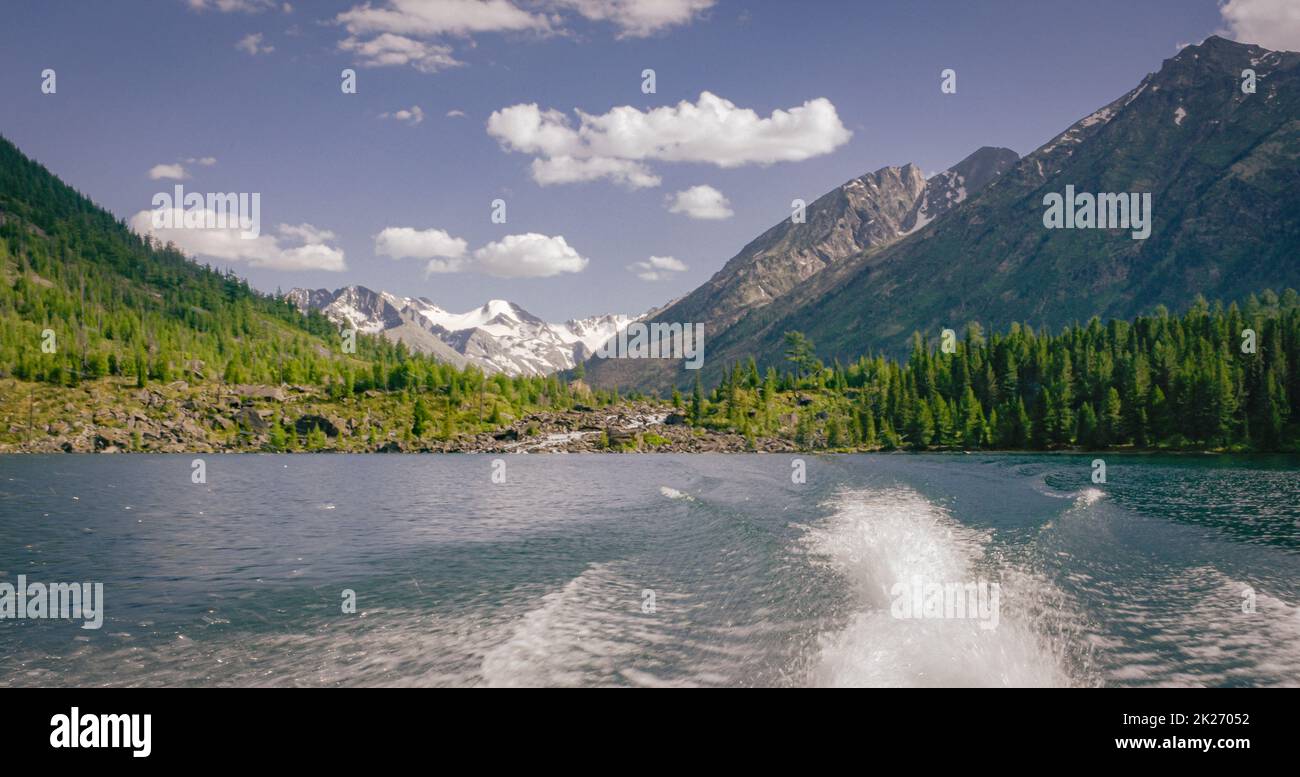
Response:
1,453,1298,687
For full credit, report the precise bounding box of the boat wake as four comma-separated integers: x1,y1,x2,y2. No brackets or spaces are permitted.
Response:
658,486,694,501
801,487,1082,687
478,562,732,687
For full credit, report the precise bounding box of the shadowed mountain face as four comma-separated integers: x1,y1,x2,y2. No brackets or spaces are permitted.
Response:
588,36,1300,392
583,146,1019,390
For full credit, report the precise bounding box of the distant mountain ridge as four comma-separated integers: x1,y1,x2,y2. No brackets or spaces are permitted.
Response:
664,144,1018,335
583,145,1019,390
586,36,1300,391
286,285,639,376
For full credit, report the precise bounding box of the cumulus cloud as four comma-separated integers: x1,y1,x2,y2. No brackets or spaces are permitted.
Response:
666,185,732,219
553,0,715,38
187,0,278,12
336,0,549,37
379,105,425,125
331,0,713,74
446,109,467,118
334,0,546,72
149,156,218,181
375,227,468,273
628,255,687,281
130,211,346,272
375,227,585,277
270,242,348,272
531,156,661,188
236,32,275,55
472,233,588,278
421,257,469,274
487,92,852,187
339,33,462,72
376,227,466,259
279,223,337,244
149,164,189,181
1218,0,1300,51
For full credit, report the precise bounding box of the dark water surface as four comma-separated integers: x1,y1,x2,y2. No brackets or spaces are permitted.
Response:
1,453,1297,687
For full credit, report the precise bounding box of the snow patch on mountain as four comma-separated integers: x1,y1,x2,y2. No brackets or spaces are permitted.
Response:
286,286,640,376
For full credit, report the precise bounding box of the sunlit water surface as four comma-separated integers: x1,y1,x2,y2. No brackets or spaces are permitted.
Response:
1,453,1297,687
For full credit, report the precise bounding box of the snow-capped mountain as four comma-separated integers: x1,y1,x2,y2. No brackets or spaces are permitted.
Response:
285,285,638,376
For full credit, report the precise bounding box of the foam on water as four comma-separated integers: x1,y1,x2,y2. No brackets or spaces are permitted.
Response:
802,487,1075,687
479,563,699,688
1075,487,1105,506
482,564,643,686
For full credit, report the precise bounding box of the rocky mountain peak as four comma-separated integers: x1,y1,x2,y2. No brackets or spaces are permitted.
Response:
286,286,639,376
581,144,1019,390
652,39,1300,390
945,147,1020,190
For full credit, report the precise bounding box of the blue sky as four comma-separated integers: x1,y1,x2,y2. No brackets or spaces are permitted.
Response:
0,0,1265,321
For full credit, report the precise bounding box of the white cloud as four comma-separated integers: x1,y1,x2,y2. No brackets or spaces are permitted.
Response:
379,105,425,125
279,223,337,244
375,227,468,274
530,156,661,188
331,1,713,76
149,156,218,181
422,257,470,274
130,211,346,272
487,92,852,187
553,0,715,38
187,0,277,12
446,109,467,118
1218,0,1300,51
271,243,348,272
149,164,189,181
666,185,732,219
337,0,550,37
334,0,545,73
235,32,275,55
628,255,687,281
472,233,588,278
372,227,587,277
339,33,462,72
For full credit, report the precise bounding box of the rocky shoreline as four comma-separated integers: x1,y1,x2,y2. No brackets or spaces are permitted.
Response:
6,378,1225,456
0,378,800,454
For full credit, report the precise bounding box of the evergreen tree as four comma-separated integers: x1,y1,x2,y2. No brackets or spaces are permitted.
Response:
411,396,432,439
1076,403,1100,449
690,373,704,425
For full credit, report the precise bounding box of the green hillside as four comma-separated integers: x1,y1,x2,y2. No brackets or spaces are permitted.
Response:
0,123,1294,454
0,135,618,451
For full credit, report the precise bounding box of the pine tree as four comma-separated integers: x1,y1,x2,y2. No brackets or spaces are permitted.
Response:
690,373,704,425
1102,387,1123,446
267,419,288,451
1076,403,1100,449
907,401,935,450
859,407,878,448
411,396,432,439
960,386,985,448
826,414,842,448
